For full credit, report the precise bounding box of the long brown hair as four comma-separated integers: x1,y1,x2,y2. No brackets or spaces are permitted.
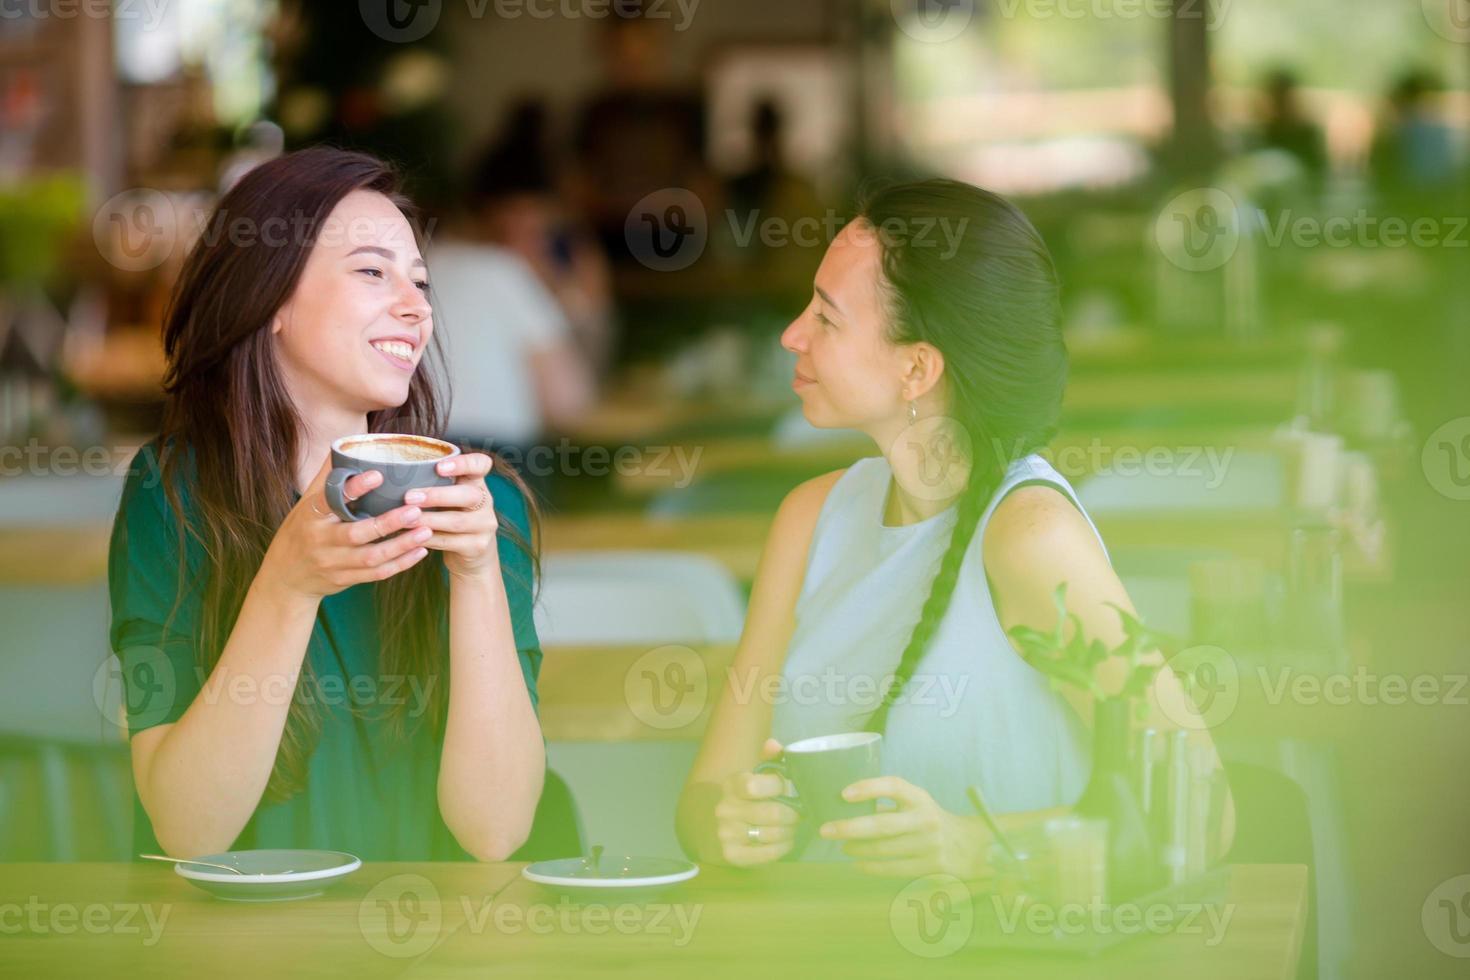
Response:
157,146,537,802
860,180,1066,733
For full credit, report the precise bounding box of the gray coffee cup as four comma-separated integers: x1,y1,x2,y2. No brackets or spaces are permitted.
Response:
324,433,460,522
754,731,884,831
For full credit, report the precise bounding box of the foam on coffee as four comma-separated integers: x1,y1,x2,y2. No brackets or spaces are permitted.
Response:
339,436,454,464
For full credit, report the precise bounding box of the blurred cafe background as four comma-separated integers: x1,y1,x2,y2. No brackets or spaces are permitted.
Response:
2,2,1469,977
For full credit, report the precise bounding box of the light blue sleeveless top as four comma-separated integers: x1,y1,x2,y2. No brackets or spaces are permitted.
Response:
771,454,1108,858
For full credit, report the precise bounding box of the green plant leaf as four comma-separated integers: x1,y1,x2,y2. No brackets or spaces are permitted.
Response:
1050,583,1070,646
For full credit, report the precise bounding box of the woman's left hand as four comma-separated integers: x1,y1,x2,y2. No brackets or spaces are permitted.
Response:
819,776,992,880
405,452,500,579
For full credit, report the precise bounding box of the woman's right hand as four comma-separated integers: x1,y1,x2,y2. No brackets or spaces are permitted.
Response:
261,457,434,601
714,739,801,866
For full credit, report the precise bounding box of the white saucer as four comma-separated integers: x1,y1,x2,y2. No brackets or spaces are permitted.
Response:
522,856,699,897
173,849,362,902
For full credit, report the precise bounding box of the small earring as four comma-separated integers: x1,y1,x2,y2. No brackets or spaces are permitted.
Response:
908,401,918,424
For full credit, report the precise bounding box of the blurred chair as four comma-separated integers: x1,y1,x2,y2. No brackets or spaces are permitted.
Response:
0,578,134,861
1075,449,1285,514
534,551,744,647
0,736,133,862
534,551,746,858
509,769,584,863
1222,762,1318,980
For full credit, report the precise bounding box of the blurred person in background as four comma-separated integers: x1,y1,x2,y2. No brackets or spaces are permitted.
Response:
677,180,1234,876
1370,68,1460,203
570,6,717,269
429,196,597,468
109,148,545,862
1255,68,1327,191
469,98,617,378
723,98,826,316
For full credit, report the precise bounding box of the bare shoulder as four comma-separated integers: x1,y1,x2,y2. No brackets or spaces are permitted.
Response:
752,468,847,588
982,483,1110,593
731,468,849,676
773,468,847,533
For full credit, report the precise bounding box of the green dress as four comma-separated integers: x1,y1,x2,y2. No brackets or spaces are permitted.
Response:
107,441,542,861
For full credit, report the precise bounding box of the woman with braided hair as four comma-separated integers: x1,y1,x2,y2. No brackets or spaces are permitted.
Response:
677,179,1232,876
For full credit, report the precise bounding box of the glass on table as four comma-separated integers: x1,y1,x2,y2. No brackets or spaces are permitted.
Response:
987,816,1106,908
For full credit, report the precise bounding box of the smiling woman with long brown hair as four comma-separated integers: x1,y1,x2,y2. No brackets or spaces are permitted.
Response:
107,147,545,861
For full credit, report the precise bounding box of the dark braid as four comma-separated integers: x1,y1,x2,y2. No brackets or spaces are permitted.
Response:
866,456,998,732
856,178,1066,734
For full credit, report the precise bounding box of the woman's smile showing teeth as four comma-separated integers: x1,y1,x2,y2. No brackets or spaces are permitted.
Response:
370,339,416,370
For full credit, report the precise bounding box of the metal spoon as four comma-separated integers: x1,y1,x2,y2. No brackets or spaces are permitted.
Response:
139,853,246,875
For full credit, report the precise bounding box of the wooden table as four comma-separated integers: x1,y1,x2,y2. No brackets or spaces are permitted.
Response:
0,862,1308,979
0,524,112,586
1064,332,1306,373
0,861,522,979
563,358,1298,450
1061,367,1299,418
603,424,1284,497
542,507,1383,584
